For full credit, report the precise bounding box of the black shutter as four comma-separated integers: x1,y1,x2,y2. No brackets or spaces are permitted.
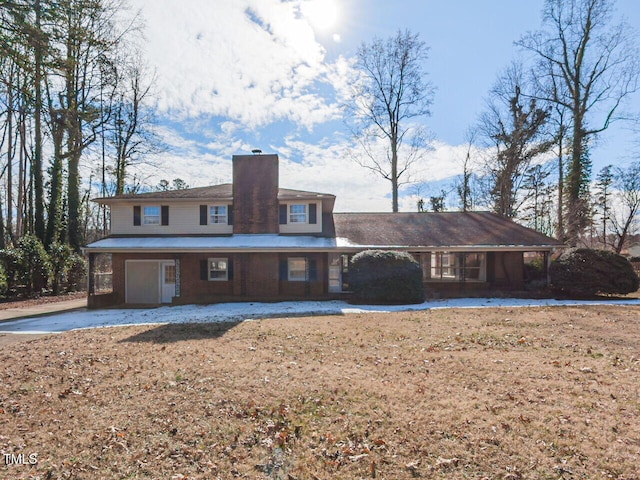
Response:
309,259,318,281
133,206,141,226
200,260,208,281
227,205,233,225
309,203,317,224
161,205,169,226
228,258,234,280
279,259,288,280
279,205,287,224
199,205,207,225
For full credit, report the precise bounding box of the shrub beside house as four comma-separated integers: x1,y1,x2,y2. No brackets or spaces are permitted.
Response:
349,250,425,304
550,248,640,297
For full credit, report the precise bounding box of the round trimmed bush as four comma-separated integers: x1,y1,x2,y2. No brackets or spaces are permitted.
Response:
549,248,639,297
349,250,425,304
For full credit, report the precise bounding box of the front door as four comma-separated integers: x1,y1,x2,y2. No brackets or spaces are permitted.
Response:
161,261,176,304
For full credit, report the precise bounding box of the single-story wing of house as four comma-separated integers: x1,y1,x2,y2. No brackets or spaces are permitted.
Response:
83,153,564,307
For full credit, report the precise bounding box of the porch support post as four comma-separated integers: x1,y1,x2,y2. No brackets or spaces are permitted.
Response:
88,252,95,295
545,251,551,286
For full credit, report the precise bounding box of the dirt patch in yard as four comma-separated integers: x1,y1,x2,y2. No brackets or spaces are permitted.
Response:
1,305,639,479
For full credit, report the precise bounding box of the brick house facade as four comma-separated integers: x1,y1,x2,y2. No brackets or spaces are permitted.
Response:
84,153,563,307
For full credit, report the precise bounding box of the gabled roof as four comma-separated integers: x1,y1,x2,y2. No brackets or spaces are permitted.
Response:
94,184,336,204
333,211,563,249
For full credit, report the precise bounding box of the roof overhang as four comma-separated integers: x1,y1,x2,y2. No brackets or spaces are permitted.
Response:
82,235,562,254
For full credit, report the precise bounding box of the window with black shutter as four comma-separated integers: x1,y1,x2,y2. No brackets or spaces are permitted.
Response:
279,259,288,280
279,205,287,224
161,206,169,226
309,259,318,281
133,206,141,226
309,203,317,224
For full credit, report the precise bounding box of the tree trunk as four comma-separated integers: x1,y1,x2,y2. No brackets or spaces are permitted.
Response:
6,71,14,245
391,134,399,212
45,113,65,248
33,0,46,242
556,134,564,241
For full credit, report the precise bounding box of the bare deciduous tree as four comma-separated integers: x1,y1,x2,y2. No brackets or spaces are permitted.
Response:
477,64,554,219
611,162,640,254
347,29,434,212
518,0,640,245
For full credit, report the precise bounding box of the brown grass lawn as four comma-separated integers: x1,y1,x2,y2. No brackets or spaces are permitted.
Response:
1,305,639,479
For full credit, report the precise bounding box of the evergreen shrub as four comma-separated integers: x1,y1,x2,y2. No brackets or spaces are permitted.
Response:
349,250,425,304
549,248,639,297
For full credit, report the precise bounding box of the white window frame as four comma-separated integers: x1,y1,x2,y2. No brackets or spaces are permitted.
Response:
289,204,307,224
143,206,161,225
209,205,227,224
288,257,307,281
208,258,228,281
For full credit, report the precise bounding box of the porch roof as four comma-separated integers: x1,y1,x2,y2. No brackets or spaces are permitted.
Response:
84,235,344,253
332,212,563,249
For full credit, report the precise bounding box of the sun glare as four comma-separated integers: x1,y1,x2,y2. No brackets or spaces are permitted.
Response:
302,0,339,31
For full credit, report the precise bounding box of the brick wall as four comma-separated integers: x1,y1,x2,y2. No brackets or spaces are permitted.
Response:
232,154,279,234
106,252,329,306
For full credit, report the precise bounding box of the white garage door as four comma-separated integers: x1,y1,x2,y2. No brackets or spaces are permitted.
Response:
126,261,160,304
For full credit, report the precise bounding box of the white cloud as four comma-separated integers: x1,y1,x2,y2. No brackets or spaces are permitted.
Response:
119,122,480,212
110,1,487,212
130,0,347,129
278,136,393,212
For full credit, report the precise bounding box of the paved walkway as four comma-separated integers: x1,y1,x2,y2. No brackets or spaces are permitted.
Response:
0,298,87,322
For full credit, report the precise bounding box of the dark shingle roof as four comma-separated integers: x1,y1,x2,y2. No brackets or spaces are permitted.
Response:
333,212,562,248
95,184,335,203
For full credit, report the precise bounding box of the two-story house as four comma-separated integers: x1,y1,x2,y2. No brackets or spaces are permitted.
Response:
83,153,563,307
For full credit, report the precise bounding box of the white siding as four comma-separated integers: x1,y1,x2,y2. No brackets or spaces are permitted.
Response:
110,202,233,235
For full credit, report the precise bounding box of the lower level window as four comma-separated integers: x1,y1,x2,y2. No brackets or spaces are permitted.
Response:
430,252,486,282
288,257,307,281
208,258,228,281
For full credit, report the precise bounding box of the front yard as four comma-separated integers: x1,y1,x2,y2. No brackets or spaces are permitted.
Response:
1,304,639,479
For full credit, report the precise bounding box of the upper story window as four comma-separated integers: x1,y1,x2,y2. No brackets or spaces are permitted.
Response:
289,204,307,223
143,206,161,225
199,204,232,226
209,205,227,224
134,205,168,226
280,203,317,225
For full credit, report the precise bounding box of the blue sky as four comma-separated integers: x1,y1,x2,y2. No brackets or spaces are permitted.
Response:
126,0,640,212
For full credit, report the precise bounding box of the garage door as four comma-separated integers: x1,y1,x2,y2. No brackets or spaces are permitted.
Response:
126,261,159,304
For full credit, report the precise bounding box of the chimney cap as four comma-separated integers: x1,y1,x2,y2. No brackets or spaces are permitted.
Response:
251,149,262,155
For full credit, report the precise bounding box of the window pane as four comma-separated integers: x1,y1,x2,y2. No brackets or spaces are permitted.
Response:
288,258,307,281
208,258,228,281
429,252,485,282
209,205,227,224
143,206,160,225
164,265,176,284
289,204,307,223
